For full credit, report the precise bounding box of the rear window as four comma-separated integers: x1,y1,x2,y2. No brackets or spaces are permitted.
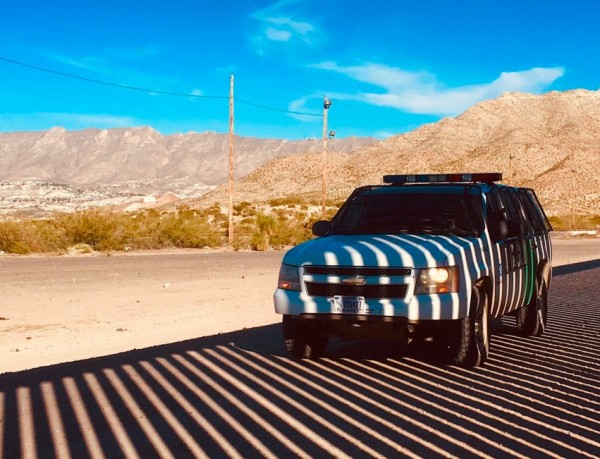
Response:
330,190,484,236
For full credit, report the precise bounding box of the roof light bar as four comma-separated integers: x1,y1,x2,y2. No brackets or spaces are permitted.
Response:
383,173,503,185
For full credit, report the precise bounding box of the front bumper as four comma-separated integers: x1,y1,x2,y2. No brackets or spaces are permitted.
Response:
274,288,468,321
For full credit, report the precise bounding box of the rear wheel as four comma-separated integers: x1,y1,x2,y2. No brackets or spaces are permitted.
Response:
516,278,548,337
447,286,490,367
282,315,328,358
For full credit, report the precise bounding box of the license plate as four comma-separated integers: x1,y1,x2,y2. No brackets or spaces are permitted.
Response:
330,295,366,313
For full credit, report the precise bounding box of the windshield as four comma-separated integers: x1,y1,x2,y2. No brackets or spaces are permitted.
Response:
330,190,484,236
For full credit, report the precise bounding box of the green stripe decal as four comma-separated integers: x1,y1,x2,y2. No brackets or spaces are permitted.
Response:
524,239,536,304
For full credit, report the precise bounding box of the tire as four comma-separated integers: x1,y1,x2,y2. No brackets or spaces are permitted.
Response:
282,315,328,359
447,286,491,367
516,278,548,337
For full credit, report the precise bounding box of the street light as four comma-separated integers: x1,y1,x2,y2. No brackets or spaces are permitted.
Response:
322,96,332,218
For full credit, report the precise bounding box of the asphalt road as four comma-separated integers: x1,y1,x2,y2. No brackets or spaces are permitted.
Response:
0,242,599,458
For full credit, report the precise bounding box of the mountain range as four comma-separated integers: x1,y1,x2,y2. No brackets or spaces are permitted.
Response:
1,88,600,217
0,128,375,216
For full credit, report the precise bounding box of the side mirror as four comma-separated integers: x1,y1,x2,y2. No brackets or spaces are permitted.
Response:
312,220,331,237
497,219,527,240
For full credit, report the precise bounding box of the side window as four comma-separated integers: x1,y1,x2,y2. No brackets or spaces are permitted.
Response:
499,189,523,223
486,189,520,238
486,188,526,271
522,189,552,232
486,189,507,230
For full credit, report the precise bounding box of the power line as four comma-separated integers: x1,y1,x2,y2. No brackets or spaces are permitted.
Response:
0,56,321,117
0,56,226,99
235,98,320,117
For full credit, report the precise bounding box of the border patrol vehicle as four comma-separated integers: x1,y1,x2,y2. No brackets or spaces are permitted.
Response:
274,173,552,366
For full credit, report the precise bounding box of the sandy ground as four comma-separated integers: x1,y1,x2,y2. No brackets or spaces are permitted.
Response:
1,236,600,374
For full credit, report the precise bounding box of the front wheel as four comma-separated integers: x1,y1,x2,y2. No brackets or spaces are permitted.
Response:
516,278,548,337
282,315,328,359
447,286,491,367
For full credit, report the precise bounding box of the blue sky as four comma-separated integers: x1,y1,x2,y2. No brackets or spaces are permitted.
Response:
0,0,598,140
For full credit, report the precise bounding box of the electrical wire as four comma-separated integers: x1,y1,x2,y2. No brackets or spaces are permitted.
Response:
0,56,227,99
234,98,320,116
0,56,322,117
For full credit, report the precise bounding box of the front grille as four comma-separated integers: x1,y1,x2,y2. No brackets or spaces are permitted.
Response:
306,282,408,299
304,266,411,276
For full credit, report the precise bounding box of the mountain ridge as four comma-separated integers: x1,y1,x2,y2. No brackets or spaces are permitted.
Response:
196,89,600,216
0,129,376,215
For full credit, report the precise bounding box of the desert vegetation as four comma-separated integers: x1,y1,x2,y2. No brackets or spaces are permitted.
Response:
0,197,341,254
0,195,597,254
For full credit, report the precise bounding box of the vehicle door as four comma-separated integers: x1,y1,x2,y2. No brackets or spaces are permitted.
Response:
486,188,529,316
516,188,553,289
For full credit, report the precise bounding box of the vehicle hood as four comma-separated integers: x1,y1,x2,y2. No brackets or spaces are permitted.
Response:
283,234,477,269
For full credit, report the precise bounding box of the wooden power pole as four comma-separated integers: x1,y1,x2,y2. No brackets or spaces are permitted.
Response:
228,74,234,246
322,96,332,218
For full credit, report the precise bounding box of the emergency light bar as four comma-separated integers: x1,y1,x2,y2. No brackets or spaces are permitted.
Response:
383,173,503,185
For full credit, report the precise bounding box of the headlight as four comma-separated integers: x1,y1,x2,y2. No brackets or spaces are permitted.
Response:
278,264,301,291
415,266,459,294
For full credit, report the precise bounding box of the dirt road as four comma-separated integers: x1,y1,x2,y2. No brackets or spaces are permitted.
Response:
1,237,600,375
1,250,283,374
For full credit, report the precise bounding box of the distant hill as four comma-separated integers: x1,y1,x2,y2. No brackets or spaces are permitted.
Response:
197,89,600,216
0,128,376,215
0,127,376,187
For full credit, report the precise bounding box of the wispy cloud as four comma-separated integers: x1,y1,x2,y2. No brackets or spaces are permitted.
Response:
314,62,565,116
46,48,182,89
250,0,320,54
287,97,320,121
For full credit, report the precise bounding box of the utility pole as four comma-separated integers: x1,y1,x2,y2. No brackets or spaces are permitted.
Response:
571,150,575,228
322,96,332,218
228,74,234,246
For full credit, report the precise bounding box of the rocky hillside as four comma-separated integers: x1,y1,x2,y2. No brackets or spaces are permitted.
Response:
198,90,600,216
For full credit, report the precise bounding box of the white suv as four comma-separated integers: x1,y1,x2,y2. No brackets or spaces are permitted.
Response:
274,173,552,366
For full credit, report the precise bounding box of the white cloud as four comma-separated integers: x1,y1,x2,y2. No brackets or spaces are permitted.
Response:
314,62,565,116
266,27,292,42
264,16,315,42
250,0,320,53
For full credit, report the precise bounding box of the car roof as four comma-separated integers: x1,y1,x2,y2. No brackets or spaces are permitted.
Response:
358,183,492,196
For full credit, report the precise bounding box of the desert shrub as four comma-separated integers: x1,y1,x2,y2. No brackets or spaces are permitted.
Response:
246,210,315,250
30,220,69,252
233,201,254,216
157,213,222,248
270,218,312,248
178,208,198,221
250,231,269,251
546,214,600,231
589,215,600,227
231,235,250,251
268,196,306,207
56,209,125,251
0,221,32,253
